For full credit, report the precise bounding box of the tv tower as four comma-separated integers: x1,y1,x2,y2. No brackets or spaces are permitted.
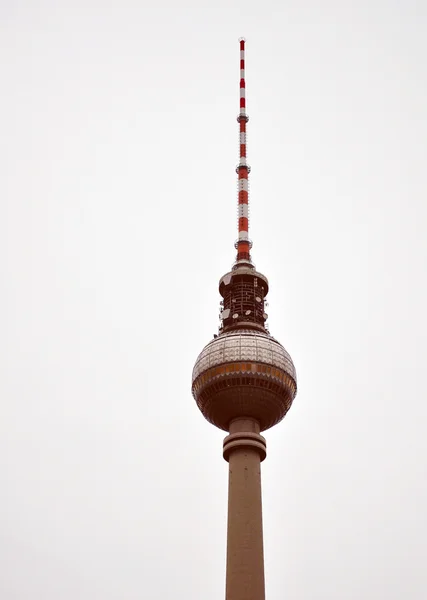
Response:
191,39,297,600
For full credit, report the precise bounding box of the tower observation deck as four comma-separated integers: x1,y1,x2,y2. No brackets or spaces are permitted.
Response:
191,39,297,600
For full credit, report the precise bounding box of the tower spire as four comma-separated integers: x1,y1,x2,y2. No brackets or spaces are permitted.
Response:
236,38,252,267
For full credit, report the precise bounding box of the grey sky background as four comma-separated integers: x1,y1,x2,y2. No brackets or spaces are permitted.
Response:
1,1,427,598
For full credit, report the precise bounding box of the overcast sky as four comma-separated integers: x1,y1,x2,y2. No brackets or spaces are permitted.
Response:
1,1,427,599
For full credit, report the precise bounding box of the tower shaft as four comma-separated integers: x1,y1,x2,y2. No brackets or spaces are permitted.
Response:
224,418,266,600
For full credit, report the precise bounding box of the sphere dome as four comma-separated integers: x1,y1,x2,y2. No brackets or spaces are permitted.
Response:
192,329,297,432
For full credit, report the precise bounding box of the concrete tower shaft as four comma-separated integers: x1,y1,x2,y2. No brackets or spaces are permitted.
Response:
224,418,266,600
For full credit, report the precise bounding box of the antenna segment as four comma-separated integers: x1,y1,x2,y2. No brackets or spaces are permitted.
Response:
235,38,252,267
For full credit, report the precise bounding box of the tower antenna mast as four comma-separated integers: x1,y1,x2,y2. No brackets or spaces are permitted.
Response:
236,37,252,266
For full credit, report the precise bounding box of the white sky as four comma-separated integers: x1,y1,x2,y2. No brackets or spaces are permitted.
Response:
1,1,427,598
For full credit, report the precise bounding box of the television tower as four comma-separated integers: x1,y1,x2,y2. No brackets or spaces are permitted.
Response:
191,39,297,600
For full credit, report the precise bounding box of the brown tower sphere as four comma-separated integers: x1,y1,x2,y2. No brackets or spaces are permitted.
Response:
192,272,297,433
191,39,297,600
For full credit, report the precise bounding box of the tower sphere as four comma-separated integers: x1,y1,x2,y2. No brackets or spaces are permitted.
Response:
192,329,297,432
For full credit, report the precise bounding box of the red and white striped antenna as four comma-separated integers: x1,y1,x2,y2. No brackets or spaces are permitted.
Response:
235,37,252,267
